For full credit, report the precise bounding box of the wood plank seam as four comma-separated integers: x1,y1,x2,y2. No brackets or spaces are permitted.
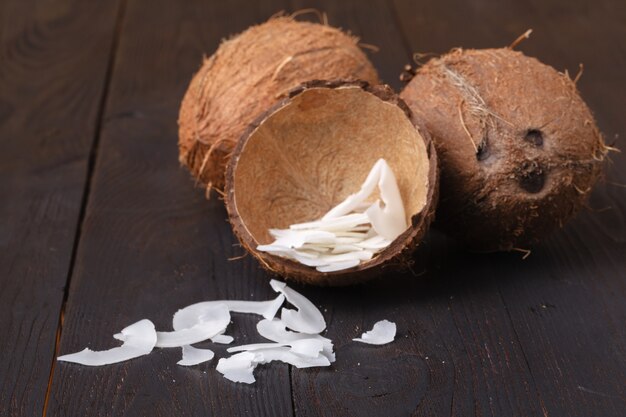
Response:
40,1,130,415
496,287,549,416
384,0,417,71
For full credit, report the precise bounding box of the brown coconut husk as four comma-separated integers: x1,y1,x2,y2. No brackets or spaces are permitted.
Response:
400,48,607,252
178,16,379,192
225,81,438,286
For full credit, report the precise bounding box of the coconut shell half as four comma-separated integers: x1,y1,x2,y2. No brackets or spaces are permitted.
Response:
178,16,379,191
225,81,438,286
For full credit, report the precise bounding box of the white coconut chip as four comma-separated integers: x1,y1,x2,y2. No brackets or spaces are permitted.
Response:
257,159,407,272
270,279,326,334
289,213,369,232
256,319,335,363
156,304,230,348
322,159,384,220
171,295,284,365
227,338,324,358
172,294,285,330
353,320,397,345
316,259,361,273
177,345,215,366
356,235,392,250
57,319,156,366
255,346,331,368
211,334,234,344
217,345,332,384
216,352,259,384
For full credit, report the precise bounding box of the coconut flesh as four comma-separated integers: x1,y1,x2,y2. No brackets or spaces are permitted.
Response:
226,81,438,286
400,48,607,252
57,276,399,384
178,16,379,191
256,158,408,273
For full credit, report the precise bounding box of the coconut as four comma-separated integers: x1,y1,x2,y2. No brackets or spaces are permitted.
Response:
178,16,379,191
225,81,438,286
400,48,607,252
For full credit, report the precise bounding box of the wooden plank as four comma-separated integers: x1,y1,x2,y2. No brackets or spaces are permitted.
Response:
0,1,122,416
45,1,297,416
390,0,626,415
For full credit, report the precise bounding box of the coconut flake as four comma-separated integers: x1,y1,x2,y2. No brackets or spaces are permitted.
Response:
288,339,325,357
353,320,396,345
322,159,384,220
172,294,284,330
370,160,407,240
258,159,407,273
316,259,360,272
156,304,230,348
216,352,259,384
256,319,335,362
227,338,324,358
211,334,234,344
57,319,156,366
217,345,332,384
290,213,369,232
270,279,326,334
177,345,215,366
255,346,330,368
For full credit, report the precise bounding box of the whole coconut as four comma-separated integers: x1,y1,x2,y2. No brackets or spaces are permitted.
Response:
178,16,379,191
400,48,607,251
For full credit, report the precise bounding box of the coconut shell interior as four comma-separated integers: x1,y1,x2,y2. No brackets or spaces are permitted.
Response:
226,81,438,286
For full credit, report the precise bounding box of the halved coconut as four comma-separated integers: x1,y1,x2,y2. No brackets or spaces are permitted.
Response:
178,16,379,191
225,81,438,286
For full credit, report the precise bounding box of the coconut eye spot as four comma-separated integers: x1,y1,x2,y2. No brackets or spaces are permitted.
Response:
524,129,544,146
476,137,490,161
518,161,546,193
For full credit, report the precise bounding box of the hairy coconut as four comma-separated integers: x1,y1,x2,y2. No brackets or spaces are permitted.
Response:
225,81,438,286
178,16,379,191
400,48,607,251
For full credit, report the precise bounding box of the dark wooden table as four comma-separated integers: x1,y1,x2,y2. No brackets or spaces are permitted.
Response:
2,0,625,416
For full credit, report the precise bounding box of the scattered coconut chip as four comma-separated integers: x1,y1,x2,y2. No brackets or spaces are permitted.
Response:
172,294,285,331
57,319,156,366
156,304,230,348
177,345,215,366
256,318,329,344
216,352,259,384
353,320,397,345
270,279,326,334
211,334,234,344
256,319,335,363
288,339,325,357
217,346,332,384
254,346,331,368
227,338,324,358
58,281,339,384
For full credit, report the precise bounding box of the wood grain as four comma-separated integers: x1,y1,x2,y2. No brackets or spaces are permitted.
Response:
0,1,122,416
46,0,296,416
1,0,622,416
